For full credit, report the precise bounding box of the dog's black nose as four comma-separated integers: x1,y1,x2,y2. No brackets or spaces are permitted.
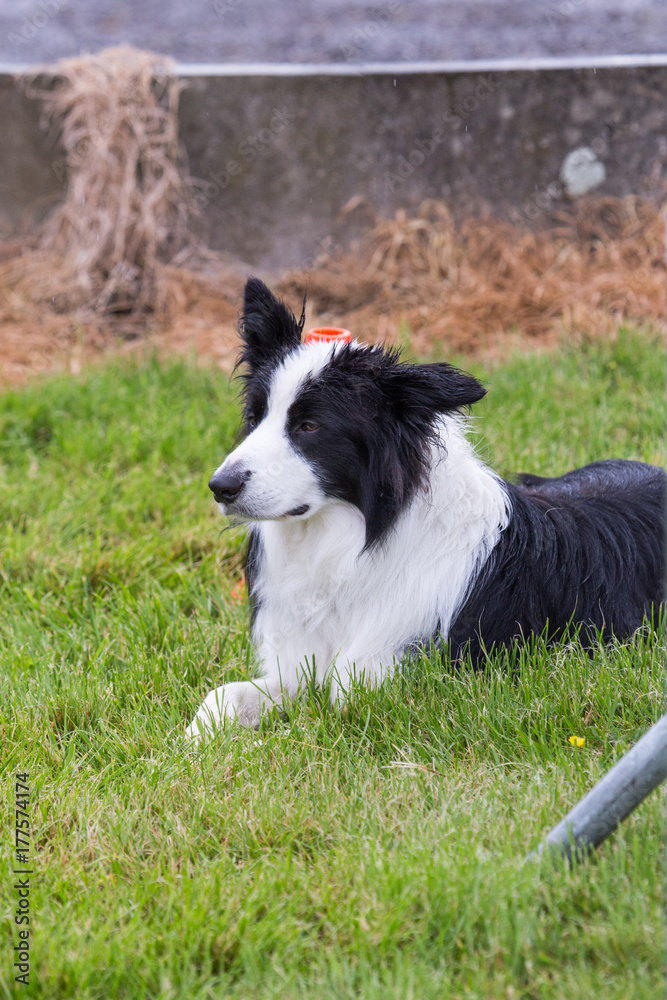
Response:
209,468,250,504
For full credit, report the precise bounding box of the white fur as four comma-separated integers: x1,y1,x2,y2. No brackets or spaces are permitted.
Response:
209,344,339,522
186,350,510,740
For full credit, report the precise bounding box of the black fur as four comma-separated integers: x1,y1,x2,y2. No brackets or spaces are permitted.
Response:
239,277,484,547
287,343,485,547
239,276,304,372
245,528,263,627
449,460,666,660
237,278,665,656
237,277,305,432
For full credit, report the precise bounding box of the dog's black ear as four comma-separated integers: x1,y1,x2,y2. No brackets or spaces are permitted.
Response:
380,361,486,418
239,277,304,370
354,356,486,547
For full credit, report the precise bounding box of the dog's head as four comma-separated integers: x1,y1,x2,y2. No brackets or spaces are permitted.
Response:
209,278,486,547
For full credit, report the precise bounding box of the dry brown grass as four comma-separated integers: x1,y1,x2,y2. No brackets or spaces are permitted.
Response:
0,47,245,384
1,194,664,384
280,196,666,358
0,44,663,384
0,260,243,385
10,45,198,315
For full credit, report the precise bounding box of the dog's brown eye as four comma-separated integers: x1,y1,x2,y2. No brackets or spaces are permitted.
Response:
248,415,257,429
299,421,319,433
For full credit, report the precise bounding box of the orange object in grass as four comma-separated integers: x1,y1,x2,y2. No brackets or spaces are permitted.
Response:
304,327,352,345
231,577,247,605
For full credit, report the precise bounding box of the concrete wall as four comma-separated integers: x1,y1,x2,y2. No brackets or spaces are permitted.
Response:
1,60,666,266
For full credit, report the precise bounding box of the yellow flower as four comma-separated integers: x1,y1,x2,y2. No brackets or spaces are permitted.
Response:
568,735,585,748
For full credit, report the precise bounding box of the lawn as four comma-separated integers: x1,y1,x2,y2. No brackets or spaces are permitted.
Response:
0,328,664,999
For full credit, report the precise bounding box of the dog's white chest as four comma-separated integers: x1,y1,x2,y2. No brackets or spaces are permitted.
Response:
252,503,367,668
250,441,509,685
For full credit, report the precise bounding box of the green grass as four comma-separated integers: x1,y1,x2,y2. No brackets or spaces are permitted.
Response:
0,329,664,999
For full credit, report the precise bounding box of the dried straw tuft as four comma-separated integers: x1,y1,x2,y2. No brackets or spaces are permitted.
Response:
23,45,197,314
280,196,666,357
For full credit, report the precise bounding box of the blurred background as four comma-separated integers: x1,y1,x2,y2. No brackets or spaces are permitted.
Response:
0,1,665,380
1,0,666,63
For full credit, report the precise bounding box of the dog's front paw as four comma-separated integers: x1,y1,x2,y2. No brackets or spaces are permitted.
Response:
185,680,278,741
185,686,227,743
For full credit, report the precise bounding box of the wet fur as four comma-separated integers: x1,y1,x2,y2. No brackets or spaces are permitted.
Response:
186,279,665,736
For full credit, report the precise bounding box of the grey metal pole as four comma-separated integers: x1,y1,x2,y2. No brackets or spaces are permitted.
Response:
528,713,667,864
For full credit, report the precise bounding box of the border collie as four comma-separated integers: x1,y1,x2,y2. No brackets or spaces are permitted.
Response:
186,278,665,737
